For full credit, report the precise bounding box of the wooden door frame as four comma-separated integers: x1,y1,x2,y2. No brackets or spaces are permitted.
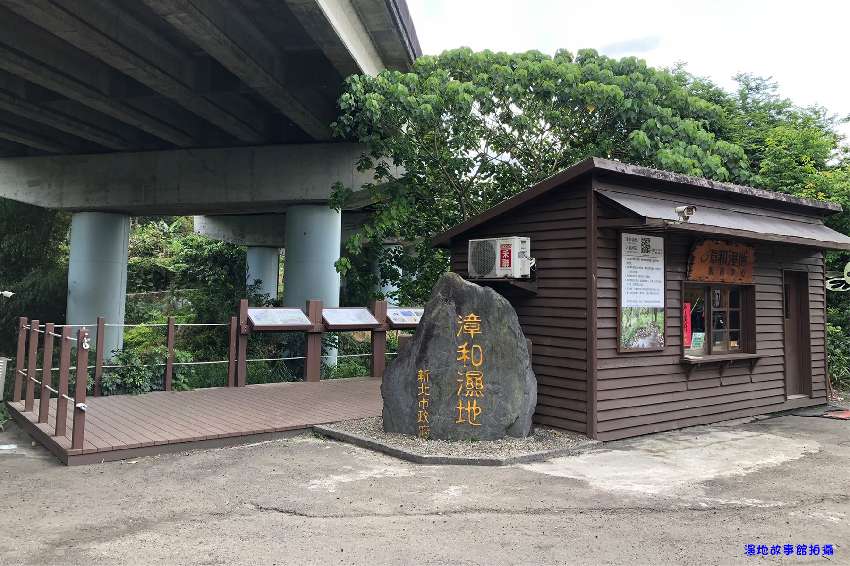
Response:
782,270,812,398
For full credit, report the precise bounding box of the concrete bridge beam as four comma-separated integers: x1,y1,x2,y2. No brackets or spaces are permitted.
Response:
0,143,383,215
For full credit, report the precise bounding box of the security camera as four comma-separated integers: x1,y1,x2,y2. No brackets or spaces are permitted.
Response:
675,205,697,222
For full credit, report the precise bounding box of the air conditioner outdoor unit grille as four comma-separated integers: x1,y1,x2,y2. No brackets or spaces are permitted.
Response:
470,240,498,278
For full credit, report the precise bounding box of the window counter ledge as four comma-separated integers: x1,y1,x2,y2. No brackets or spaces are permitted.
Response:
681,353,761,377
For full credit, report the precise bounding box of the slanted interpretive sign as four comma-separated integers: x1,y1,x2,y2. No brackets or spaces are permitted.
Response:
248,308,311,331
386,308,424,328
322,308,380,330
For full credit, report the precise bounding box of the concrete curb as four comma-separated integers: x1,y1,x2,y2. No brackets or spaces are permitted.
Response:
312,425,602,466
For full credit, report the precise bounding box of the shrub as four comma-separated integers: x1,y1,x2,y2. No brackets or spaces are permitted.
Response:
827,324,850,392
322,330,408,379
100,347,195,395
327,357,370,379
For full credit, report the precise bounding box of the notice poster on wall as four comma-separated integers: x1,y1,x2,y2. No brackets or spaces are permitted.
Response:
620,233,665,352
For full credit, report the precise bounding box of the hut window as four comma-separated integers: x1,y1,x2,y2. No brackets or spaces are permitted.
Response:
684,285,754,356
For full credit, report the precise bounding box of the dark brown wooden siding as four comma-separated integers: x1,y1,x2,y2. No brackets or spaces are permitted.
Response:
449,180,590,433
594,198,828,441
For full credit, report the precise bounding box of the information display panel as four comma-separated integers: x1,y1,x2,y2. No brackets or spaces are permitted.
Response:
322,308,380,330
248,308,311,331
386,308,424,329
619,232,665,352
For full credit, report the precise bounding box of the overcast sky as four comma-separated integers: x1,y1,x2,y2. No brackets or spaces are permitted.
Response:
406,0,850,140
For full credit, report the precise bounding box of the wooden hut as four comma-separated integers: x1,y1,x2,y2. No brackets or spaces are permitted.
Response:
432,157,850,440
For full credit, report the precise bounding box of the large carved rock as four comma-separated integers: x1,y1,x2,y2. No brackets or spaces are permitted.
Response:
382,272,536,440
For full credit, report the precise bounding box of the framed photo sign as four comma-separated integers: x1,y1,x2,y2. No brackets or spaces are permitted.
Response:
619,232,665,352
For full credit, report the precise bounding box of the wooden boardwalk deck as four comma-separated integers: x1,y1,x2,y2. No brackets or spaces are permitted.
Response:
7,377,382,465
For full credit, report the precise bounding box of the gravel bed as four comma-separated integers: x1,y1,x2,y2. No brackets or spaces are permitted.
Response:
315,416,597,465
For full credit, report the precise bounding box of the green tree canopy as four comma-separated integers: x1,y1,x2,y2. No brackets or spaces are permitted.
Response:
332,48,849,306
0,201,69,352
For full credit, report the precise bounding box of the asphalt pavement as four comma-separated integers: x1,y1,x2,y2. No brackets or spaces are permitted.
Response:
0,413,847,565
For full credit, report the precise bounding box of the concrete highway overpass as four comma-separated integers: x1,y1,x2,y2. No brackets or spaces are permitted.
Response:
0,0,420,352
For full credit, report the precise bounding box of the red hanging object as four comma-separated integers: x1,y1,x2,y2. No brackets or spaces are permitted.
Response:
683,302,692,348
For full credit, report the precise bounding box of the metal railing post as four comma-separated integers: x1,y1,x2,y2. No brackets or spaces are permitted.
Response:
93,316,105,396
164,316,175,391
24,319,39,412
71,328,90,450
12,317,27,402
227,316,237,387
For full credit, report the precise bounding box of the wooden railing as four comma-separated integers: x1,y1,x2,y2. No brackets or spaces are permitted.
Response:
8,299,417,450
11,318,90,450
232,299,402,385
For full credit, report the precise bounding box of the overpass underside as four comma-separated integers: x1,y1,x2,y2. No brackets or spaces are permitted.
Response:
0,0,419,354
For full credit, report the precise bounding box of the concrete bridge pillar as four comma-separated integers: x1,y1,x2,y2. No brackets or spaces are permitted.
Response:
283,205,341,368
283,205,341,309
246,246,279,301
67,212,130,355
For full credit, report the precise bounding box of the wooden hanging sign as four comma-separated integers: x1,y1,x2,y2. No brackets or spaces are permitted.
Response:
687,240,755,284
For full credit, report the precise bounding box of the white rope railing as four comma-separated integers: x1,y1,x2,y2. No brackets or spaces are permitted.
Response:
78,352,399,370
103,322,228,328
321,352,372,359
99,361,229,369
22,353,399,372
246,356,306,363
105,323,168,327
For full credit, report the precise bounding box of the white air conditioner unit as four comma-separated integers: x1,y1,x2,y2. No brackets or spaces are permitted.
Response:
467,237,534,279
